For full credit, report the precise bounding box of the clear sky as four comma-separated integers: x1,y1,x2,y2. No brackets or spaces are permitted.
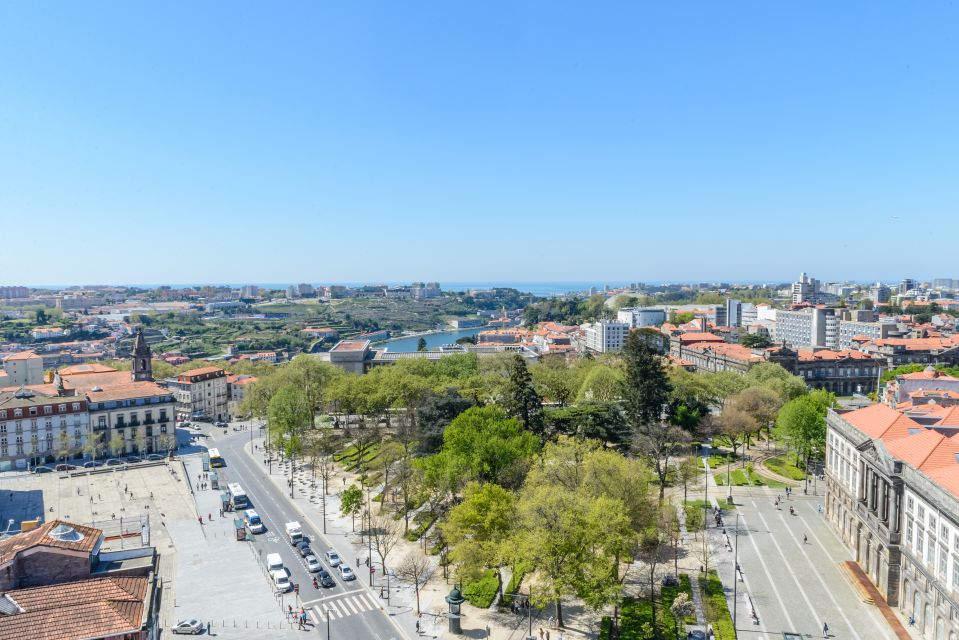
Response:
2,2,957,286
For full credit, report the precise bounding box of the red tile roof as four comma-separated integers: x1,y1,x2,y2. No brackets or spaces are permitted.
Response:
0,576,147,640
2,352,41,361
0,520,101,565
677,332,724,344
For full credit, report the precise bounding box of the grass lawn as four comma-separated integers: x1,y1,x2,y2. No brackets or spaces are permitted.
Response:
707,452,737,469
765,455,806,481
700,570,735,640
599,574,696,639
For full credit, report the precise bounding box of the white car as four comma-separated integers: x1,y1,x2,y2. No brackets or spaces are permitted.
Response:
171,619,203,634
339,564,355,581
273,570,292,593
305,555,321,572
324,549,341,567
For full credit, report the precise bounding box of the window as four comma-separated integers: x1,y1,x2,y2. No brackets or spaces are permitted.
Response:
909,497,915,512
944,525,950,542
13,409,21,418
908,519,915,547
71,403,80,411
28,407,36,416
0,411,4,419
932,515,938,529
941,547,949,579
930,535,938,565
920,505,927,521
919,531,926,555
43,406,51,415
58,404,66,412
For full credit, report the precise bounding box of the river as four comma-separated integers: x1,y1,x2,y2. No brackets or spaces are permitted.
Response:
380,327,488,352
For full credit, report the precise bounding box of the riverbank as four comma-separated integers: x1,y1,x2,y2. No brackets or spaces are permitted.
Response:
377,325,494,352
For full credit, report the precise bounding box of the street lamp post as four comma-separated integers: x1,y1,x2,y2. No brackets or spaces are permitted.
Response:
326,607,331,640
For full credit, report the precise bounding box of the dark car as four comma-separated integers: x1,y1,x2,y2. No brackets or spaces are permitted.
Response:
297,541,312,558
33,466,54,474
125,456,142,464
82,460,104,468
105,458,124,466
316,568,335,588
146,454,165,461
55,464,77,471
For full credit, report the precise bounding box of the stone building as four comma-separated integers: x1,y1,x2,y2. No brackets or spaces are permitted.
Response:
166,366,228,422
826,403,959,638
0,379,88,471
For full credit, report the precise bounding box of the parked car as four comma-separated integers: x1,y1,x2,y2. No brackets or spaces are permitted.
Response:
317,568,335,588
297,542,313,558
146,454,165,461
214,421,227,428
339,564,355,581
171,619,203,635
324,549,341,567
55,464,77,471
305,555,321,572
105,458,124,466
33,466,54,474
82,460,104,468
124,456,142,464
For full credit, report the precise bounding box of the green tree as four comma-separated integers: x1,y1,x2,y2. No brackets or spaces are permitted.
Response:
576,364,622,403
340,485,364,531
416,389,474,454
268,386,312,459
109,434,125,457
774,391,835,469
743,363,807,402
741,333,773,348
621,331,672,426
544,403,631,449
428,406,539,488
442,482,515,580
502,354,545,437
417,337,427,352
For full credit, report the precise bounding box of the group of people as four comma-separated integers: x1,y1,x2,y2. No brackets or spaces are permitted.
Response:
509,597,532,615
286,605,309,629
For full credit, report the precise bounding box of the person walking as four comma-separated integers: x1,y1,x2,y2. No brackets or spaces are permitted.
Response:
539,627,544,640
823,622,829,638
415,620,420,635
803,534,808,544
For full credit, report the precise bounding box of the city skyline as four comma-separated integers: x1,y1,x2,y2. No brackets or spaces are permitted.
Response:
3,2,958,282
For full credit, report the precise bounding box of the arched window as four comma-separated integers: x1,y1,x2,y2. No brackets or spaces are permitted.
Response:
936,617,944,640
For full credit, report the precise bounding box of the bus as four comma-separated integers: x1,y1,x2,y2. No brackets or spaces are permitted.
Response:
228,483,248,509
208,448,225,468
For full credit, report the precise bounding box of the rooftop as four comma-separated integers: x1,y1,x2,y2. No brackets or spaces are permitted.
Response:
0,520,101,565
330,340,370,352
0,576,147,640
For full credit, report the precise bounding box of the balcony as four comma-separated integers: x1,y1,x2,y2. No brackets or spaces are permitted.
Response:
144,418,155,425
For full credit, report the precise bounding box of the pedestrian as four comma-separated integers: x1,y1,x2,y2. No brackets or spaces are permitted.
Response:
538,628,544,640
206,621,211,634
415,620,420,634
546,630,550,640
803,534,808,544
823,622,829,638
288,604,293,617
208,513,212,522
198,517,202,526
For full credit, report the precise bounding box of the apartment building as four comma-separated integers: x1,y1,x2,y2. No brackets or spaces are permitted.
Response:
0,382,89,471
583,321,631,353
166,367,228,422
616,307,666,328
776,307,839,349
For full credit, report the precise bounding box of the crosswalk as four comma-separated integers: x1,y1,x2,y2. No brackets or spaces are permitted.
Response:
312,591,380,622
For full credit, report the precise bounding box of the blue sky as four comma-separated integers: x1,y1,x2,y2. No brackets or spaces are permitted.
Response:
1,2,957,286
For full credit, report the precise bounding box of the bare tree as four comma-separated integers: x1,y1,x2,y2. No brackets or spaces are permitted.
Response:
633,423,690,502
370,512,401,575
396,554,436,615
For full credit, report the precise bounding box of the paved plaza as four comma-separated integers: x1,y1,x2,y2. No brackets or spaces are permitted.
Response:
710,483,899,640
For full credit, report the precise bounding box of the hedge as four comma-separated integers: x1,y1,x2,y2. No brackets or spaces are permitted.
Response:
463,569,500,609
501,565,528,608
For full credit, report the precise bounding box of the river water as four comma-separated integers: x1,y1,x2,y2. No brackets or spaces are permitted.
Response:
380,327,488,352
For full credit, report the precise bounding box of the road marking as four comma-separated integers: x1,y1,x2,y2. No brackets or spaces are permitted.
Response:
309,608,320,624
344,597,360,614
737,511,800,632
798,503,893,639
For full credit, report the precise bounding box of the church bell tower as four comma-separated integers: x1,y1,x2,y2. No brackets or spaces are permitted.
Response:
131,327,153,382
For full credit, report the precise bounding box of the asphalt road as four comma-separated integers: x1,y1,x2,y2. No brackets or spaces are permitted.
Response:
208,423,403,640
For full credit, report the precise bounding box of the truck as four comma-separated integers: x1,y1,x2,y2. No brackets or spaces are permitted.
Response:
285,521,303,545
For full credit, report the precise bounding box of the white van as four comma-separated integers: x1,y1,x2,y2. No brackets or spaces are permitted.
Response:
266,553,283,572
272,569,292,593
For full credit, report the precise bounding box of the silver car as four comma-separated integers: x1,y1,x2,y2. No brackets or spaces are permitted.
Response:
171,619,202,635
